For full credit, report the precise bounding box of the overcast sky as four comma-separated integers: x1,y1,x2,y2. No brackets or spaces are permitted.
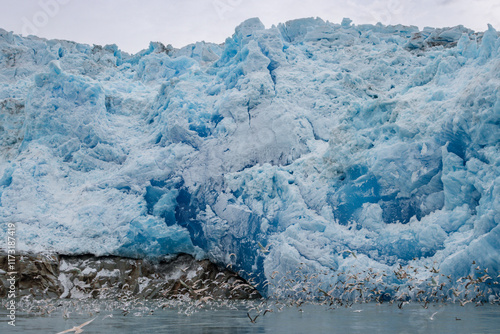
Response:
0,0,498,54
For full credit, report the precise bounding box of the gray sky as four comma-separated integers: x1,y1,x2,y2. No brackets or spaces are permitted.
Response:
0,0,498,54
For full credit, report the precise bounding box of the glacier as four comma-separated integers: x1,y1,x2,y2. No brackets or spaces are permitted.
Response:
0,17,499,297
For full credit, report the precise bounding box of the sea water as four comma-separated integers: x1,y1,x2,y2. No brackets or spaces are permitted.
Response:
1,301,499,333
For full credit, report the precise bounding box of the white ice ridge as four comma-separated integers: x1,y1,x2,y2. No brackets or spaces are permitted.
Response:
0,17,499,294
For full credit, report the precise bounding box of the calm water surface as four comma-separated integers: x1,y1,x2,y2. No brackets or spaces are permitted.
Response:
2,302,499,333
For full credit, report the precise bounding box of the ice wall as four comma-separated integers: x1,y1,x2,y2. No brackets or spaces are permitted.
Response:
0,18,499,296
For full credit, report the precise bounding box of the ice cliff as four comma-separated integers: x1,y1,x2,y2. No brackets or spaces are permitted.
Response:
1,17,499,296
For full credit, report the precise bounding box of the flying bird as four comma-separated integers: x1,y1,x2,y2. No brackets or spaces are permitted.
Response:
56,318,96,334
247,312,259,323
257,242,270,253
342,250,357,259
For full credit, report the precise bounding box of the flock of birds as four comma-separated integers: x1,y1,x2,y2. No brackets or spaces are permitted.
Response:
3,260,499,332
260,261,500,309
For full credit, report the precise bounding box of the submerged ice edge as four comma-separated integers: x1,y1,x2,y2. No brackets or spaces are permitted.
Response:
0,17,499,297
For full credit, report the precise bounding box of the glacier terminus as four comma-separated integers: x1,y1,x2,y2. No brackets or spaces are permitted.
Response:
0,17,499,299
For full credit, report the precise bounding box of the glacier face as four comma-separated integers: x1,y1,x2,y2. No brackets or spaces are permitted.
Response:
1,17,499,295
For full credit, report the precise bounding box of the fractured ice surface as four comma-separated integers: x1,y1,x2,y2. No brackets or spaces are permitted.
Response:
0,18,499,294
